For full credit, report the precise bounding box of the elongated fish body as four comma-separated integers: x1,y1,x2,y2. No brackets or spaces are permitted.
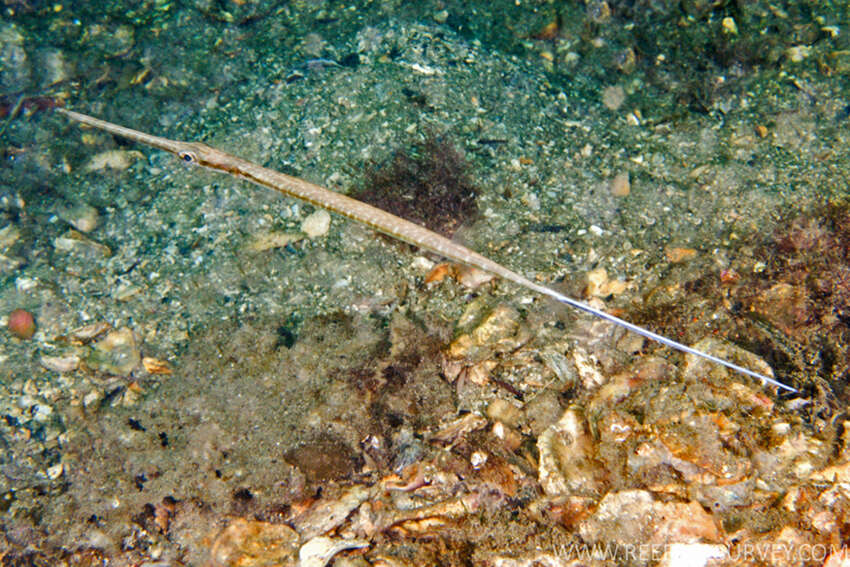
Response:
56,108,797,393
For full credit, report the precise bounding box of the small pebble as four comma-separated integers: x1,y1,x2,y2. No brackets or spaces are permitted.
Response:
246,230,301,252
113,284,142,301
786,45,811,62
83,390,103,409
0,23,30,92
521,192,540,210
614,47,636,73
584,267,629,297
665,246,698,263
486,399,521,427
585,267,609,297
586,0,611,24
301,209,331,238
616,332,644,354
8,308,35,339
602,85,626,111
42,49,69,86
470,451,488,469
0,224,20,249
84,149,144,172
47,462,64,480
59,202,100,233
609,171,630,197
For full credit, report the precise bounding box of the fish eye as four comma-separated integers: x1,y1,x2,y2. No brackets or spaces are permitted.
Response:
179,151,196,163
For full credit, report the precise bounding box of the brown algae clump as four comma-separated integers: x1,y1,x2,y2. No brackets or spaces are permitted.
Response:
354,134,479,238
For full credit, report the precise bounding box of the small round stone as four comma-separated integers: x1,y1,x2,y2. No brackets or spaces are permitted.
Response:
609,171,630,197
301,209,331,238
8,308,35,339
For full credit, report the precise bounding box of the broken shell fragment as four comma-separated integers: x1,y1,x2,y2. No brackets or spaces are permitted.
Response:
579,489,721,546
68,321,112,343
298,536,368,567
429,413,488,445
571,347,608,390
292,485,371,540
53,229,111,259
142,356,172,375
537,408,606,497
86,327,141,376
40,354,80,373
208,518,299,567
454,264,496,288
584,267,629,297
446,302,524,362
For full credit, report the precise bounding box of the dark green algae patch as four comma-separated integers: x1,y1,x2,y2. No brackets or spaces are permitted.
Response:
1,0,850,564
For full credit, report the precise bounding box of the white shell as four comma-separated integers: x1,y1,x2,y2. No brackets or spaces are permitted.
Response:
298,536,368,567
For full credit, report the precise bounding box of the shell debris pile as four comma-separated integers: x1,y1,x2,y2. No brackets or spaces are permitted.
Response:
190,304,845,567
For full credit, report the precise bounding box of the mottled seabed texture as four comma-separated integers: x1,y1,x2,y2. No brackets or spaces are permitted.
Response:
1,1,850,566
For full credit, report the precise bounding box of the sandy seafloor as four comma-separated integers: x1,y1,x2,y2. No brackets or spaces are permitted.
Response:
1,1,850,566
